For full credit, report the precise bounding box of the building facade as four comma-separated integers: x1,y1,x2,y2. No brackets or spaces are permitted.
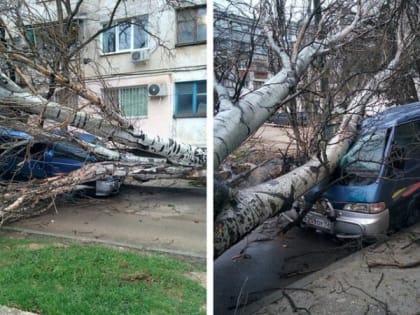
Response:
214,4,269,93
14,0,207,147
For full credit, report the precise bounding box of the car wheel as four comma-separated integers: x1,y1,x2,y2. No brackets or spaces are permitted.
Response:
406,196,420,227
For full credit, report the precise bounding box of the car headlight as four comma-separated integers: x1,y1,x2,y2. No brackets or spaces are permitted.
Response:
343,202,386,214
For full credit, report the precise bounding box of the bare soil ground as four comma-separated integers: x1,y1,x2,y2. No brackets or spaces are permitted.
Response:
226,125,298,165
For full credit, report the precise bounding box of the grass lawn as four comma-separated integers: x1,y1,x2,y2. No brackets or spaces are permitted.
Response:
0,232,206,315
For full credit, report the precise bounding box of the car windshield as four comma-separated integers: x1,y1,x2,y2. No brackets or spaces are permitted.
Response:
339,129,387,175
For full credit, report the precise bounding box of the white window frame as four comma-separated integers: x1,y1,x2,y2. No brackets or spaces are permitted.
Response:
176,6,206,46
101,16,148,55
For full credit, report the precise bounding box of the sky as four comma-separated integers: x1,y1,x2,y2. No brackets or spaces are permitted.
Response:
214,0,310,21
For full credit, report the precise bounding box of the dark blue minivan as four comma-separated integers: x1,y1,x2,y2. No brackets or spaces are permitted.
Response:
300,102,420,238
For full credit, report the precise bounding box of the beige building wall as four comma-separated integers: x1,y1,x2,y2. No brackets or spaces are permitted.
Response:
78,0,207,146
25,0,207,147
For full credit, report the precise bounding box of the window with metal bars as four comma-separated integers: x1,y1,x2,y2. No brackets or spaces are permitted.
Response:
102,86,148,118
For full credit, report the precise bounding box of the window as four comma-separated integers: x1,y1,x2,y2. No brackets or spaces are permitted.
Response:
390,122,420,171
102,16,148,54
25,22,80,56
102,86,148,118
176,7,206,45
253,80,264,89
175,81,206,117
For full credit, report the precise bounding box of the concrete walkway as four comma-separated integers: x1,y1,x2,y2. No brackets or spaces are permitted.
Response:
0,307,37,315
244,223,420,314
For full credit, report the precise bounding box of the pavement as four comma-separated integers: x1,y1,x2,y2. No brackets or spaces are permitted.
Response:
0,307,37,315
5,181,206,259
243,223,420,315
214,216,358,314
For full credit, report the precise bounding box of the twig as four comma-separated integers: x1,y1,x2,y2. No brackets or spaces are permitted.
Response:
284,267,322,278
343,279,390,314
282,290,311,314
375,273,384,290
367,259,420,269
400,236,420,250
285,241,359,262
247,287,314,296
234,277,249,315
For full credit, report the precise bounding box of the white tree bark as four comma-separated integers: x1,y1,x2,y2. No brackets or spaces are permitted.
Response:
214,1,367,169
0,161,178,223
214,29,405,257
0,72,206,167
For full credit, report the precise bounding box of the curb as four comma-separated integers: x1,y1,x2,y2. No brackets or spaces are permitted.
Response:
125,184,206,196
243,224,420,314
0,306,37,315
1,226,206,261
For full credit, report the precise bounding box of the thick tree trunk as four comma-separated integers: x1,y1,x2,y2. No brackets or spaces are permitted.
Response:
0,72,206,167
214,1,370,169
214,46,403,257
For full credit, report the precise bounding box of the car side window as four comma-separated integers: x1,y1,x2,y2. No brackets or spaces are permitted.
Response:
15,142,47,159
391,121,420,172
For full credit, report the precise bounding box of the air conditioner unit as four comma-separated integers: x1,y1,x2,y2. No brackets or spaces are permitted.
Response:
148,84,167,97
131,50,149,63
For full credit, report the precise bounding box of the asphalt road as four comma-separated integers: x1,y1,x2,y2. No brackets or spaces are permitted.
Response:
7,183,207,258
214,215,360,314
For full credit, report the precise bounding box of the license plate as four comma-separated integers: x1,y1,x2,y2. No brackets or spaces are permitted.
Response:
302,213,332,230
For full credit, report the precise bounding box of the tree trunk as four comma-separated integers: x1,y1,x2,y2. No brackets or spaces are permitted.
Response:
0,72,206,167
214,46,403,257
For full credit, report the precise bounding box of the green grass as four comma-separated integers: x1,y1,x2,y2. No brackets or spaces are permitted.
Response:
0,233,205,315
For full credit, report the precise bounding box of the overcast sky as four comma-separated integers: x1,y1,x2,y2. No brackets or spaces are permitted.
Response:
214,0,310,21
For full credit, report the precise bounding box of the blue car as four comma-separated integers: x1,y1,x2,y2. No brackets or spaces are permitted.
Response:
300,102,420,239
0,128,121,196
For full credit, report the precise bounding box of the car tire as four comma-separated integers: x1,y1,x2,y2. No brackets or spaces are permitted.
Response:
405,195,420,227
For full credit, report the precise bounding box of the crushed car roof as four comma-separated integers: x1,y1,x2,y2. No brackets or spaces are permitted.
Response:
362,102,420,131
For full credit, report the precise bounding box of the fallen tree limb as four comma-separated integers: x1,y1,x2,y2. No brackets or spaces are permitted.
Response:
0,161,203,224
214,39,404,257
0,72,206,167
367,259,420,269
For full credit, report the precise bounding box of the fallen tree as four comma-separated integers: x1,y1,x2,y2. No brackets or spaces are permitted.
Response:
0,73,206,167
0,0,207,223
214,0,418,257
0,71,206,221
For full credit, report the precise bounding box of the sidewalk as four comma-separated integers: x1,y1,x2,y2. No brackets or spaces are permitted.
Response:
0,307,37,315
244,223,420,315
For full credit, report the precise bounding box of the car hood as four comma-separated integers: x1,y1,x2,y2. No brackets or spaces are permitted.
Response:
306,179,380,204
323,183,380,203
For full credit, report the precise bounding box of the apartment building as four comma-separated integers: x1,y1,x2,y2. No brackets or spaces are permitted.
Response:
214,4,269,93
10,0,207,147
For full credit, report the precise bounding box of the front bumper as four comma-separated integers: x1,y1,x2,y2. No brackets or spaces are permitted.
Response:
302,208,390,238
95,177,121,196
